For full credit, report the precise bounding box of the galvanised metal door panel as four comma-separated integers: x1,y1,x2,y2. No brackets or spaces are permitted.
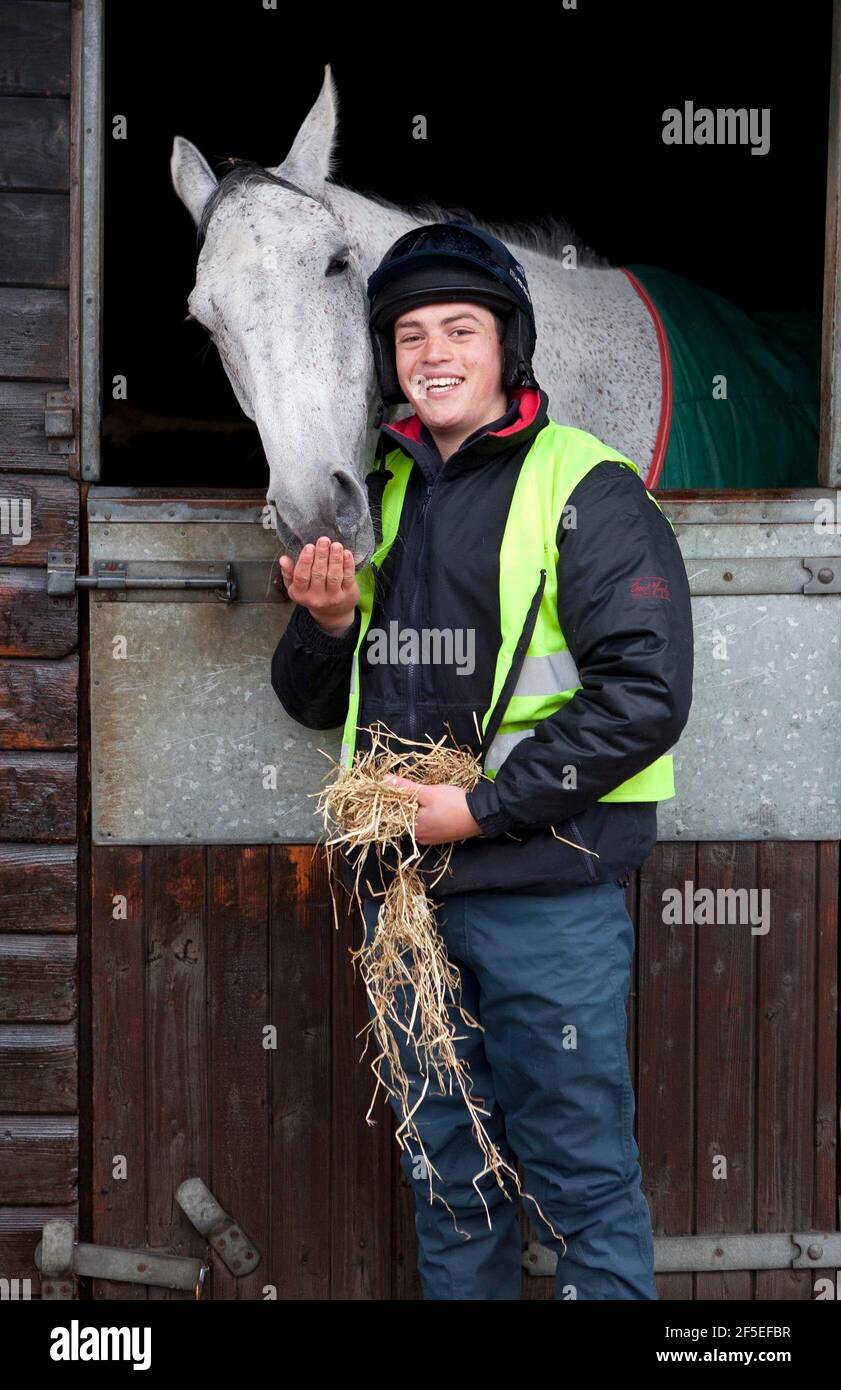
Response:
86,488,841,846
659,491,841,841
87,489,339,845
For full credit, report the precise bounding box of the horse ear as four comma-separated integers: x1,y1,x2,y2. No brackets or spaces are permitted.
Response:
171,135,218,228
268,63,339,189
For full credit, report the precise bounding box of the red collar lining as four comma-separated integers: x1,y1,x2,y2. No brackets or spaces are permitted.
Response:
382,386,541,445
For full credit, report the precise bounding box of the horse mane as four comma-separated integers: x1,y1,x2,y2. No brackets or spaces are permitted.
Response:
341,182,611,269
195,158,610,269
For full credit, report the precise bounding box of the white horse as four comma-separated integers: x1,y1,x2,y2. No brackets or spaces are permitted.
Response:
171,63,662,571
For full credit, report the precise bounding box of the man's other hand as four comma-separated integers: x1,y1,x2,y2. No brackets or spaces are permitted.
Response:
384,774,483,845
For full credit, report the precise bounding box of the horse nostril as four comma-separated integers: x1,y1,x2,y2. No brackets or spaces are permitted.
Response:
331,468,358,531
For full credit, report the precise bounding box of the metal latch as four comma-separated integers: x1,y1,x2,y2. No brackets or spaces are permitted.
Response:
47,551,238,605
44,390,76,455
35,1220,211,1299
524,1230,841,1277
175,1178,260,1277
34,1177,260,1299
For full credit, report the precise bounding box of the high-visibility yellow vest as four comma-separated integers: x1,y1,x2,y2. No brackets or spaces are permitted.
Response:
340,419,675,803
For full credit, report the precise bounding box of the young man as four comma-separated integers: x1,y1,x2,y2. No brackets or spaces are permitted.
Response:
272,219,694,1300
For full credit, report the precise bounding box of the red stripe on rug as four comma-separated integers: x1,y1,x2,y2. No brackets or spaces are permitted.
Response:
618,266,673,490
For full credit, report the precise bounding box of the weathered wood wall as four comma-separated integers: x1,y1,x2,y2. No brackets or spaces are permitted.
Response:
0,0,80,1292
88,840,837,1301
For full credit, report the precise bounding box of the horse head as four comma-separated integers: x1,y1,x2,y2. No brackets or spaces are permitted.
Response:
171,65,377,569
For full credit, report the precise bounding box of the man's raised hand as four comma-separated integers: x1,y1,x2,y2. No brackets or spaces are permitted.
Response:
278,535,360,636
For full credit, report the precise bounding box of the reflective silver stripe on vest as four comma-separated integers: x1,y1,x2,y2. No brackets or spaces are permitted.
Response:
513,648,580,696
350,650,576,701
485,727,532,770
341,740,349,766
485,652,581,770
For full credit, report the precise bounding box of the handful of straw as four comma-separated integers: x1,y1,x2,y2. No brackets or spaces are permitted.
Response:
313,719,594,1250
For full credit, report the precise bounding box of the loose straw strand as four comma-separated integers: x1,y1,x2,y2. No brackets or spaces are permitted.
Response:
311,719,601,1253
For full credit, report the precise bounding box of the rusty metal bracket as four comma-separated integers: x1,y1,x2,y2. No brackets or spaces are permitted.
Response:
175,1178,261,1277
34,1219,211,1298
44,390,77,456
46,550,79,609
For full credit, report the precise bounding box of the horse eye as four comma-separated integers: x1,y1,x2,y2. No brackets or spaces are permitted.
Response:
326,253,349,276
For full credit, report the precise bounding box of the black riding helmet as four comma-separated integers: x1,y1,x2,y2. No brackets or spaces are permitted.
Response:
366,218,538,416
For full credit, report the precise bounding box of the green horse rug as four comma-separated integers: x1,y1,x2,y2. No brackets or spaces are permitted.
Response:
622,264,820,490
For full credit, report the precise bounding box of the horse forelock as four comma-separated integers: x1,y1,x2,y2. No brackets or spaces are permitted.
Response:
196,159,332,251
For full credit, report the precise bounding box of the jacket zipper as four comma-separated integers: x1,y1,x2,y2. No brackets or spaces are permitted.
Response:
370,559,381,612
566,816,599,883
379,397,534,750
359,560,382,736
406,473,442,741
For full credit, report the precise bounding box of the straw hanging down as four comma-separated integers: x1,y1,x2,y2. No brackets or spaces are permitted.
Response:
313,718,598,1248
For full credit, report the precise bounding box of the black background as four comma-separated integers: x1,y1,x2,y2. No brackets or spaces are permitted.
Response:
102,0,833,485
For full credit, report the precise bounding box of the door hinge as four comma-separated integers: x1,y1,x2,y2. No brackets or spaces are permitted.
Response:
686,557,841,596
524,1230,841,1277
802,558,841,593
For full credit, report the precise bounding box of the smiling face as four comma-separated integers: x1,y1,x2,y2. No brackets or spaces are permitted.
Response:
393,302,508,438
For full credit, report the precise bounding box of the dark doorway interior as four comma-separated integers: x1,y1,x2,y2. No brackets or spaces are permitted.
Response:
102,2,832,489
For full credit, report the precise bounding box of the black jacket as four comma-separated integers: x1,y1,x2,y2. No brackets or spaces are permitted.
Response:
271,386,694,899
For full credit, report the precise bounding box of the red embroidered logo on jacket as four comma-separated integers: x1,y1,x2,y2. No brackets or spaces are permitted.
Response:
629,575,670,601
